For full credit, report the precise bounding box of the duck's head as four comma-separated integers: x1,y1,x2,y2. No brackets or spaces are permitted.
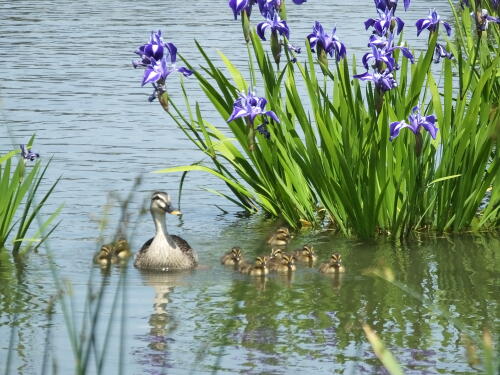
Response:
255,256,269,267
150,192,181,216
99,244,114,257
282,254,295,268
276,227,290,235
230,247,243,262
270,248,284,259
330,253,342,266
300,244,315,257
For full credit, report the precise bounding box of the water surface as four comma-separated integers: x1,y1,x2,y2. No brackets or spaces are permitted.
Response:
2,1,498,374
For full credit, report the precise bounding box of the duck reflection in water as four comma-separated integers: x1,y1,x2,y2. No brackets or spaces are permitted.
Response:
134,270,192,369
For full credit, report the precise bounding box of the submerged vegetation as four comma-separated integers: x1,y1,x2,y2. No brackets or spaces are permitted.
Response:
133,0,499,239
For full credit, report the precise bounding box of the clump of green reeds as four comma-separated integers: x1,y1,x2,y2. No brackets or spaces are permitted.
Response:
155,0,498,239
0,136,61,257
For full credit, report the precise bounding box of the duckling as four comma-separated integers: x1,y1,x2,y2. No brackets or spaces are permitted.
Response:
239,256,269,276
269,254,296,274
267,247,285,266
220,247,245,266
134,192,198,271
93,244,115,267
293,244,317,264
113,238,132,261
319,253,345,274
267,227,291,247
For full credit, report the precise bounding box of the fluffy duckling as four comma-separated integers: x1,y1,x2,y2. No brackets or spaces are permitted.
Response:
267,227,291,247
293,244,317,264
319,253,345,274
113,239,132,261
239,256,269,276
267,247,286,266
220,247,245,266
269,254,296,274
134,192,198,271
93,244,115,267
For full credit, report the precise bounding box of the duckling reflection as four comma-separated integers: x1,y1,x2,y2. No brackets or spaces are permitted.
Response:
135,270,191,366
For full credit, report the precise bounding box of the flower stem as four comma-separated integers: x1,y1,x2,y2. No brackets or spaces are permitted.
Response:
246,118,256,151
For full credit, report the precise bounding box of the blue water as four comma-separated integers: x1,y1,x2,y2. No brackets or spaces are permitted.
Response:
3,1,498,374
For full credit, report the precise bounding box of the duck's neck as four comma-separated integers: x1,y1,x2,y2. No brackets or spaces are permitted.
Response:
152,211,168,239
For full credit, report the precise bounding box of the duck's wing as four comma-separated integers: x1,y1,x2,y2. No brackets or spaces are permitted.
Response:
171,235,198,264
137,237,154,255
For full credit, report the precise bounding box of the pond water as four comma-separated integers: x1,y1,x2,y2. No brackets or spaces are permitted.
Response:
1,0,499,374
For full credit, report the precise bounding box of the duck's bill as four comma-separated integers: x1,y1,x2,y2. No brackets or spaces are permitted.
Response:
169,209,182,215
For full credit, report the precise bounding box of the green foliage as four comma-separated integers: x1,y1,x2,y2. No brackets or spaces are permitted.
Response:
158,2,499,238
0,138,61,257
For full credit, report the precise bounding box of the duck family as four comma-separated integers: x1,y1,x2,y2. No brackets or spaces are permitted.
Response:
221,227,345,276
94,195,344,277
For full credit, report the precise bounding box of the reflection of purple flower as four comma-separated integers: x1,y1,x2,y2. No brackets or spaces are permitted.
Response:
228,90,279,125
365,8,405,36
389,105,438,141
354,70,397,92
416,9,451,36
20,145,40,161
307,22,346,61
257,11,290,40
434,43,453,63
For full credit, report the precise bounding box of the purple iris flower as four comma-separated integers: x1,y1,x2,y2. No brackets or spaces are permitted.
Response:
257,11,290,40
142,55,192,86
257,0,306,15
364,34,414,71
416,9,452,37
353,70,397,92
477,9,500,31
379,0,410,11
228,0,255,20
133,30,193,102
20,144,40,161
227,90,279,125
307,22,346,61
133,30,166,68
137,41,192,86
389,105,438,141
434,43,453,63
365,8,405,36
257,0,279,14
362,44,397,72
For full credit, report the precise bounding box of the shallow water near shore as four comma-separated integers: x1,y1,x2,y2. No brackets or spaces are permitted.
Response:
1,0,499,374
